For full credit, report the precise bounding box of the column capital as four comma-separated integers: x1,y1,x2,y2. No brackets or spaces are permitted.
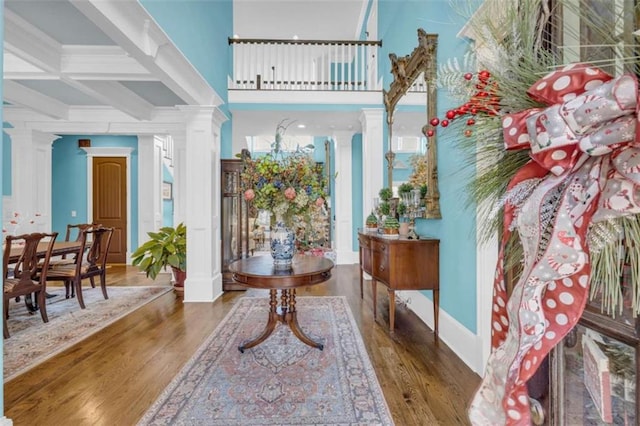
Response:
331,131,355,146
359,108,384,125
4,128,61,146
177,106,228,130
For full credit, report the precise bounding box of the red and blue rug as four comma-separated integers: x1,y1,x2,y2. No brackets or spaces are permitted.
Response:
139,295,394,425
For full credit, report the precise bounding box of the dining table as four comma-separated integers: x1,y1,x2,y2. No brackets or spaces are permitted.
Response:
7,240,85,264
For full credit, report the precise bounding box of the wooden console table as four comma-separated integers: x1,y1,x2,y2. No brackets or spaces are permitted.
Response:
358,230,440,339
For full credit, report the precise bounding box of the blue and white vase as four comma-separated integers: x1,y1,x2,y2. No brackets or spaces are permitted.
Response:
270,221,295,269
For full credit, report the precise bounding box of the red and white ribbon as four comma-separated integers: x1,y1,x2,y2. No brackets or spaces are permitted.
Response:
469,63,640,425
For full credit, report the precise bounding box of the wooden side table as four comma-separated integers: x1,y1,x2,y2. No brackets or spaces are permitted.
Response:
229,255,334,352
358,230,440,339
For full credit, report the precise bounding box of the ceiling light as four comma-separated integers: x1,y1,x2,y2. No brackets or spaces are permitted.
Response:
297,124,306,129
232,34,239,39
293,35,299,40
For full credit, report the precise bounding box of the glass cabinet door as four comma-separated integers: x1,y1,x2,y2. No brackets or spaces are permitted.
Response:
221,159,249,290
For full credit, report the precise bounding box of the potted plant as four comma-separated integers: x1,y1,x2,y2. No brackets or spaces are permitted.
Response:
366,211,378,231
131,223,187,292
398,182,414,196
382,217,400,235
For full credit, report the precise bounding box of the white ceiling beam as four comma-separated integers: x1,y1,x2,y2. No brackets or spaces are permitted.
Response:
61,45,153,80
3,9,62,74
63,79,154,121
70,0,222,106
4,80,69,120
4,105,188,135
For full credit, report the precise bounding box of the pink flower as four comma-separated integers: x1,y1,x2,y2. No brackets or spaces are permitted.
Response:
315,197,325,207
284,187,296,200
244,189,255,201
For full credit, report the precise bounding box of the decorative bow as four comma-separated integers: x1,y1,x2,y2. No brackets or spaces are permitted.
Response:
469,63,640,425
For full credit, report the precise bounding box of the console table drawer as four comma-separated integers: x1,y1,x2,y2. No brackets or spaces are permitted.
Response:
372,250,390,283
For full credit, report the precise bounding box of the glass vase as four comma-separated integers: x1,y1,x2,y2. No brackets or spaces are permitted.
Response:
270,221,295,269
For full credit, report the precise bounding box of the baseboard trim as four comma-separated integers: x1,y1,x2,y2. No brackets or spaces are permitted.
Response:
398,290,484,374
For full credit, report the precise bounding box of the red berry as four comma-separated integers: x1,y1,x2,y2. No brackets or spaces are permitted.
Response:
441,120,449,128
430,117,440,126
467,118,475,126
464,130,473,137
446,110,456,120
426,129,435,137
464,72,473,80
470,108,478,115
479,70,491,81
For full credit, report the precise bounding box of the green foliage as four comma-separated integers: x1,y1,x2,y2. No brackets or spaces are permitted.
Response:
420,184,427,198
397,202,407,216
366,211,378,225
398,183,414,195
378,187,393,201
379,202,391,216
383,217,400,230
131,223,186,280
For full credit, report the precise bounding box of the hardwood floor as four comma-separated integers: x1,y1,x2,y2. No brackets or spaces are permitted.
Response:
4,263,480,425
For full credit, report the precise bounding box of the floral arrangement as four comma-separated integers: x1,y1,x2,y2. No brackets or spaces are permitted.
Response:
240,151,328,229
2,212,41,237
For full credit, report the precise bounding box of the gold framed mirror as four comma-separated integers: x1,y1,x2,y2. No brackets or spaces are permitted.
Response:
383,28,441,219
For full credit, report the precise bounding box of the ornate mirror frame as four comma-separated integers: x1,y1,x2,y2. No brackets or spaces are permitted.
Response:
383,28,441,219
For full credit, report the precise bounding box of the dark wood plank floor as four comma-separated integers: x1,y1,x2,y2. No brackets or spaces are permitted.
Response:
4,263,480,425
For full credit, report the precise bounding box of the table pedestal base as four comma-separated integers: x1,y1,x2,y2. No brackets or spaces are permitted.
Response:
238,289,324,352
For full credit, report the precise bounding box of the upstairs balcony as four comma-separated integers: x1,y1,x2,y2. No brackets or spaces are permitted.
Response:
228,38,428,99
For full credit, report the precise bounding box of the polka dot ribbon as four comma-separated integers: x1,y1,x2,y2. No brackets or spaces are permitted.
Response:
469,64,640,425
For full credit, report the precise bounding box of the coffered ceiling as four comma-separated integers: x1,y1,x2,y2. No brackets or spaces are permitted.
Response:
3,0,217,129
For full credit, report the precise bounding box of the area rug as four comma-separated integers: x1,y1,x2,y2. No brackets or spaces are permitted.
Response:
4,285,172,381
139,295,394,425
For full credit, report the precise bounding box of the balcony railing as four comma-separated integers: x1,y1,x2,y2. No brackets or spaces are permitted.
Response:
228,38,384,92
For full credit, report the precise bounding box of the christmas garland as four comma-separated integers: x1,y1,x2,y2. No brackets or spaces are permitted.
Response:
432,0,640,424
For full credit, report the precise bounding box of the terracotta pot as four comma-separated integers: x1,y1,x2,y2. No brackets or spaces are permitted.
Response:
172,267,186,293
383,228,399,235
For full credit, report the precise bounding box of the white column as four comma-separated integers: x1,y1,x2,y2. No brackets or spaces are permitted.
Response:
359,109,384,221
137,135,163,243
4,127,59,233
332,131,357,264
178,106,228,303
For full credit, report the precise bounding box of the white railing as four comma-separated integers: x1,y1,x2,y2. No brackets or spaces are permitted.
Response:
229,38,383,91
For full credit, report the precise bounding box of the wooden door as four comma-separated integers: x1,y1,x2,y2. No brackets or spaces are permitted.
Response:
93,157,127,263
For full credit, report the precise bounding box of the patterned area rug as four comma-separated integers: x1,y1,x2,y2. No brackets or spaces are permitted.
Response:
139,295,394,425
4,285,172,381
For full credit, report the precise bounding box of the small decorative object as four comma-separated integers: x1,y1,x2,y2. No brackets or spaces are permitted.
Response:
270,221,296,268
2,212,41,236
382,217,400,235
366,211,378,231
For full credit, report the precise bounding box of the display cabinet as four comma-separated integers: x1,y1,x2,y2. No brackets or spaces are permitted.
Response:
549,297,639,425
221,159,250,290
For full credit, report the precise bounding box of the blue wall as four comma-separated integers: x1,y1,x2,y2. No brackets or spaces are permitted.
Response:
379,0,478,332
141,0,233,158
51,135,139,250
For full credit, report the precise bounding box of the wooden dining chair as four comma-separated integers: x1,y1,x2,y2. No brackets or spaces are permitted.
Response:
3,232,58,338
47,223,99,269
45,227,114,309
